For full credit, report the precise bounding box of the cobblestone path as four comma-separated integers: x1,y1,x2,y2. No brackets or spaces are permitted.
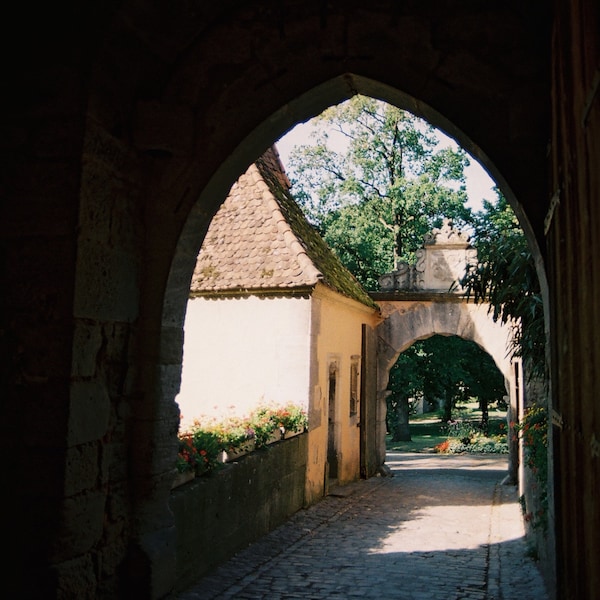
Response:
172,453,549,600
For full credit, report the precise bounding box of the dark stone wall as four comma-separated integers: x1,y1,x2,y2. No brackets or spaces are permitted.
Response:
169,434,308,591
548,1,600,598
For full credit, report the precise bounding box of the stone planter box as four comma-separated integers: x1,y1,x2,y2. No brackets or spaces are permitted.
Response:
219,439,256,463
170,432,308,591
217,427,303,462
171,470,195,489
264,430,283,446
282,428,304,440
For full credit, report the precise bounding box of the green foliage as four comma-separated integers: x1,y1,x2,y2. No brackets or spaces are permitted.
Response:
386,335,506,436
248,402,309,448
386,406,508,454
386,342,426,441
514,404,548,481
435,437,508,455
435,417,508,454
176,435,201,473
191,430,223,473
177,403,309,475
444,418,482,444
460,192,546,378
287,95,473,289
178,430,222,475
513,404,548,531
268,403,309,434
435,414,508,454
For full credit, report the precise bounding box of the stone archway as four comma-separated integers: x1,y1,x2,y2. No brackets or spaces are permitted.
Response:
139,75,545,594
371,218,519,478
374,298,515,466
6,2,600,598
4,3,560,597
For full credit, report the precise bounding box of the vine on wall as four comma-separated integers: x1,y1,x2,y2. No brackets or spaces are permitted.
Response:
514,403,548,533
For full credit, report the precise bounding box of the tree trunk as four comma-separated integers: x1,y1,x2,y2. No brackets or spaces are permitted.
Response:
391,396,411,442
479,398,489,434
443,389,452,423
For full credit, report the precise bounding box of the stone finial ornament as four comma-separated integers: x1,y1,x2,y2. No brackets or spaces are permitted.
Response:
424,218,471,247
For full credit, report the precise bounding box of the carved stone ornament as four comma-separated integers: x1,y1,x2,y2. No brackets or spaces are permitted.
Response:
378,218,477,293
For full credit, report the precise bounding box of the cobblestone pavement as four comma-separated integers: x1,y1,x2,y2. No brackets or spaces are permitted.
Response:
172,453,549,600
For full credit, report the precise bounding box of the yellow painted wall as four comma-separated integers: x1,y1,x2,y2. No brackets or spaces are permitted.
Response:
179,285,379,508
304,283,379,505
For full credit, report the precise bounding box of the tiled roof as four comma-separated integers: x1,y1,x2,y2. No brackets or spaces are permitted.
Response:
190,146,377,309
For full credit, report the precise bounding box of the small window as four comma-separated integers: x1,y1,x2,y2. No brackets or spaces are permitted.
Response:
350,355,360,416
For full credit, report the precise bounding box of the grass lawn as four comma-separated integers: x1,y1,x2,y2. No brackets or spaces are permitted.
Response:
386,402,508,453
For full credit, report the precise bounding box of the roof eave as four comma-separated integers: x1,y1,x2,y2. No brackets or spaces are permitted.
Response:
189,285,316,299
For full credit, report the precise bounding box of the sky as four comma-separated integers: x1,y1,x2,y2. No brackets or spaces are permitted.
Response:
275,120,497,213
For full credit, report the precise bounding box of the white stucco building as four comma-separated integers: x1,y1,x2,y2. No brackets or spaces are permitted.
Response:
177,147,381,501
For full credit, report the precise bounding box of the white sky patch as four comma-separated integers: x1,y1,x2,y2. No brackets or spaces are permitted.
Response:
276,121,497,213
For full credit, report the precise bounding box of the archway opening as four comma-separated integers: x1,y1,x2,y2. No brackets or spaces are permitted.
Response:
164,88,548,592
384,334,508,456
172,89,544,490
169,84,548,435
175,93,502,473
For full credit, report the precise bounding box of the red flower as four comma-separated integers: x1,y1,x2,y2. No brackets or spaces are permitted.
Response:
434,440,450,453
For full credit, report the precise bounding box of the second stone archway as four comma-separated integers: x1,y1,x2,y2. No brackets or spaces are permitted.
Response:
374,297,518,479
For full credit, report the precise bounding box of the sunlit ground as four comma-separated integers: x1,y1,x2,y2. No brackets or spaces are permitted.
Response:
369,501,524,555
370,453,523,556
386,452,508,471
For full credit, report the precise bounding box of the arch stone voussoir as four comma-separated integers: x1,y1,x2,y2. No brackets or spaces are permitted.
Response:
430,301,462,337
455,304,477,342
376,298,513,380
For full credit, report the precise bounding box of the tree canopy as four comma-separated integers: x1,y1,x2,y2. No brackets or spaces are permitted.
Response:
287,96,473,289
387,335,507,440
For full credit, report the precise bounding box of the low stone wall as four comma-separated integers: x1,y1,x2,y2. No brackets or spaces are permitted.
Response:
169,432,308,591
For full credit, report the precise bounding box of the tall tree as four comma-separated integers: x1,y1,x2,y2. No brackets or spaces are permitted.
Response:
386,343,424,442
284,97,508,438
287,96,473,289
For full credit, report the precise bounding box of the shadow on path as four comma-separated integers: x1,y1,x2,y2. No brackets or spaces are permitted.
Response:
172,453,548,600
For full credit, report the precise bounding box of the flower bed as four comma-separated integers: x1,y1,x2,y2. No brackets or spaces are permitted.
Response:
433,418,508,454
174,403,308,487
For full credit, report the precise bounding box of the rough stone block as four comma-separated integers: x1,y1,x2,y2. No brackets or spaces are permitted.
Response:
64,443,100,495
68,381,111,446
71,321,103,378
53,491,107,560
